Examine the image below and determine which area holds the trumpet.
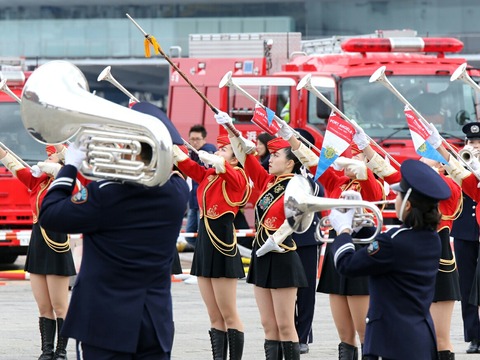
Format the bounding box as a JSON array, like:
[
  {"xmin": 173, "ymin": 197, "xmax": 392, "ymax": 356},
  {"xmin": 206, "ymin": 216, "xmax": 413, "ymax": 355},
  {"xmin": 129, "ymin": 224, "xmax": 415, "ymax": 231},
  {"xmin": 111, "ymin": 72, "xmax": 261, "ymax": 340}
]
[
  {"xmin": 20, "ymin": 60, "xmax": 174, "ymax": 187},
  {"xmin": 284, "ymin": 175, "xmax": 383, "ymax": 243},
  {"xmin": 459, "ymin": 145, "xmax": 480, "ymax": 165},
  {"xmin": 296, "ymin": 74, "xmax": 400, "ymax": 167},
  {"xmin": 450, "ymin": 63, "xmax": 480, "ymax": 93},
  {"xmin": 0, "ymin": 79, "xmax": 21, "ymax": 103}
]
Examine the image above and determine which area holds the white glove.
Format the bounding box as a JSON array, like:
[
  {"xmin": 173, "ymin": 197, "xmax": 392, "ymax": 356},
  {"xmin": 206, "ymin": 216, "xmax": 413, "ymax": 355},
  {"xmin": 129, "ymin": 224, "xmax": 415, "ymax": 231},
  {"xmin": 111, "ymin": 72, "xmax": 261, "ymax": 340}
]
[
  {"xmin": 30, "ymin": 165, "xmax": 42, "ymax": 178},
  {"xmin": 172, "ymin": 145, "xmax": 189, "ymax": 165},
  {"xmin": 328, "ymin": 208, "xmax": 354, "ymax": 235},
  {"xmin": 256, "ymin": 236, "xmax": 285, "ymax": 257},
  {"xmin": 65, "ymin": 143, "xmax": 86, "ymax": 170},
  {"xmin": 56, "ymin": 145, "xmax": 67, "ymax": 161},
  {"xmin": 214, "ymin": 111, "xmax": 233, "ymax": 126},
  {"xmin": 353, "ymin": 127, "xmax": 370, "ymax": 150},
  {"xmin": 198, "ymin": 150, "xmax": 226, "ymax": 173},
  {"xmin": 427, "ymin": 123, "xmax": 443, "ymax": 149},
  {"xmin": 333, "ymin": 157, "xmax": 367, "ymax": 180},
  {"xmin": 276, "ymin": 123, "xmax": 294, "ymax": 141},
  {"xmin": 340, "ymin": 190, "xmax": 362, "ymax": 201},
  {"xmin": 36, "ymin": 161, "xmax": 62, "ymax": 178}
]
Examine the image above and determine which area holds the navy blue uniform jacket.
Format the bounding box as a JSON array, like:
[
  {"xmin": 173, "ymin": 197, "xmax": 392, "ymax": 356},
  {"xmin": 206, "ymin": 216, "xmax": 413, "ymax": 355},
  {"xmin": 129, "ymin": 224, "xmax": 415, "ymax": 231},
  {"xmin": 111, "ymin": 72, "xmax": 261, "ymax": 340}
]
[
  {"xmin": 332, "ymin": 226, "xmax": 441, "ymax": 360},
  {"xmin": 39, "ymin": 165, "xmax": 189, "ymax": 353}
]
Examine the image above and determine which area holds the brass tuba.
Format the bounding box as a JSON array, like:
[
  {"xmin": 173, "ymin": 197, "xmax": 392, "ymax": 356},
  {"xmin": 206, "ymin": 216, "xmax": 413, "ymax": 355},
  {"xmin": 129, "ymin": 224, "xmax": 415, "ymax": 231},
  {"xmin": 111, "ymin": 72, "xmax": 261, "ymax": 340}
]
[
  {"xmin": 284, "ymin": 175, "xmax": 383, "ymax": 243},
  {"xmin": 20, "ymin": 60, "xmax": 173, "ymax": 187}
]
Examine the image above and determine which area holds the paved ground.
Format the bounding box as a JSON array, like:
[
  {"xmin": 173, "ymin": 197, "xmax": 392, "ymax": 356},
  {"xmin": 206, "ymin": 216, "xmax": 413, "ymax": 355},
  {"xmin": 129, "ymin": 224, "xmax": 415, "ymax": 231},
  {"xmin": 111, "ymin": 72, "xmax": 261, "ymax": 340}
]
[{"xmin": 0, "ymin": 253, "xmax": 478, "ymax": 359}]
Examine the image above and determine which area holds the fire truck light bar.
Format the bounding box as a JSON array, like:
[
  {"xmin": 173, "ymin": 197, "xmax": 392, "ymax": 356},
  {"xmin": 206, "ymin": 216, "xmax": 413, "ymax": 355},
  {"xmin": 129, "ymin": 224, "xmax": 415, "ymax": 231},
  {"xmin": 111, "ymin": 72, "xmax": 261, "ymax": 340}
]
[{"xmin": 341, "ymin": 37, "xmax": 464, "ymax": 54}]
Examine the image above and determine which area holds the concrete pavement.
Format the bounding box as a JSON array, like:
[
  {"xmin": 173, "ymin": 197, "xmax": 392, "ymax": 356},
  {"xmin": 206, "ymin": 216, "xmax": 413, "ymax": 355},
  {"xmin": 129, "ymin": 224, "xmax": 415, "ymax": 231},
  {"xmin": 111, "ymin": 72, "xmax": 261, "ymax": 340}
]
[{"xmin": 0, "ymin": 254, "xmax": 478, "ymax": 359}]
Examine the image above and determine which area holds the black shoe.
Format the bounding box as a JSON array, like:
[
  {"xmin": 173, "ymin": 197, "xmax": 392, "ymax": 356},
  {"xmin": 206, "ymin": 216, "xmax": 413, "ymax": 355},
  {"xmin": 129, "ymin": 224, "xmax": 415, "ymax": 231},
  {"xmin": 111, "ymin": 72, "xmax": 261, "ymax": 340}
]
[
  {"xmin": 466, "ymin": 340, "xmax": 479, "ymax": 353},
  {"xmin": 299, "ymin": 343, "xmax": 309, "ymax": 354}
]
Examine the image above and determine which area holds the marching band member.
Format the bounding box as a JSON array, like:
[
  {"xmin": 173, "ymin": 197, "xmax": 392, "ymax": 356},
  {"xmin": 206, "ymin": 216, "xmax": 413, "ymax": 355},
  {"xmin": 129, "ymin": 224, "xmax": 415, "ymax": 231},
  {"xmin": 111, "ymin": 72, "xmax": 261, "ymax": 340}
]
[
  {"xmin": 173, "ymin": 134, "xmax": 251, "ymax": 360},
  {"xmin": 0, "ymin": 144, "xmax": 76, "ymax": 360},
  {"xmin": 39, "ymin": 103, "xmax": 189, "ymax": 360},
  {"xmin": 216, "ymin": 112, "xmax": 310, "ymax": 360},
  {"xmin": 432, "ymin": 122, "xmax": 480, "ymax": 354},
  {"xmin": 354, "ymin": 128, "xmax": 462, "ymax": 360},
  {"xmin": 330, "ymin": 159, "xmax": 451, "ymax": 360},
  {"xmin": 285, "ymin": 129, "xmax": 384, "ymax": 360}
]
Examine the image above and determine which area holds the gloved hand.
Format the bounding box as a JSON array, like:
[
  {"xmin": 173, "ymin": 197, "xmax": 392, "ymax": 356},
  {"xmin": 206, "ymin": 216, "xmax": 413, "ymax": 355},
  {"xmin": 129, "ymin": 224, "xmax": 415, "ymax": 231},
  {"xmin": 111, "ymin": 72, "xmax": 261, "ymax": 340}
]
[
  {"xmin": 353, "ymin": 127, "xmax": 370, "ymax": 150},
  {"xmin": 328, "ymin": 208, "xmax": 354, "ymax": 235},
  {"xmin": 214, "ymin": 111, "xmax": 233, "ymax": 126},
  {"xmin": 56, "ymin": 145, "xmax": 67, "ymax": 161},
  {"xmin": 256, "ymin": 236, "xmax": 285, "ymax": 257},
  {"xmin": 30, "ymin": 165, "xmax": 42, "ymax": 178},
  {"xmin": 198, "ymin": 150, "xmax": 226, "ymax": 173},
  {"xmin": 172, "ymin": 145, "xmax": 189, "ymax": 165},
  {"xmin": 276, "ymin": 122, "xmax": 294, "ymax": 141},
  {"xmin": 427, "ymin": 123, "xmax": 442, "ymax": 149},
  {"xmin": 340, "ymin": 189, "xmax": 362, "ymax": 201},
  {"xmin": 335, "ymin": 157, "xmax": 367, "ymax": 180},
  {"xmin": 64, "ymin": 143, "xmax": 86, "ymax": 170},
  {"xmin": 36, "ymin": 161, "xmax": 62, "ymax": 178}
]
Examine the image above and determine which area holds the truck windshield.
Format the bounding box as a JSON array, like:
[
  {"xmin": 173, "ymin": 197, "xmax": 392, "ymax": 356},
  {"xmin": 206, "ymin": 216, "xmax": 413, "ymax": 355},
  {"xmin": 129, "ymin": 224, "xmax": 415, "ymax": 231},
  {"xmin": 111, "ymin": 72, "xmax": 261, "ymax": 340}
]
[
  {"xmin": 338, "ymin": 76, "xmax": 478, "ymax": 140},
  {"xmin": 0, "ymin": 103, "xmax": 45, "ymax": 165}
]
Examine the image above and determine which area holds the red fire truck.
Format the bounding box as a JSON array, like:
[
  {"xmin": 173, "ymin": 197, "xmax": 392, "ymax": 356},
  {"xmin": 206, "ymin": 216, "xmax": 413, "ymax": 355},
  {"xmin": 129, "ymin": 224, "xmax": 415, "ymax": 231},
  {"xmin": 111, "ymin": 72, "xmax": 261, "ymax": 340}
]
[
  {"xmin": 168, "ymin": 30, "xmax": 478, "ymax": 159},
  {"xmin": 0, "ymin": 58, "xmax": 46, "ymax": 264}
]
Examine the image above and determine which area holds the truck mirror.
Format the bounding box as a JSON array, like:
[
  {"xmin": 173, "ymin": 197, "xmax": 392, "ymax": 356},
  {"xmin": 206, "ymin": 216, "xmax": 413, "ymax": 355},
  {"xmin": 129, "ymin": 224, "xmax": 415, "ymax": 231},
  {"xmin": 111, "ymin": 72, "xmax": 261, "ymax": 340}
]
[
  {"xmin": 455, "ymin": 109, "xmax": 470, "ymax": 125},
  {"xmin": 316, "ymin": 94, "xmax": 331, "ymax": 119}
]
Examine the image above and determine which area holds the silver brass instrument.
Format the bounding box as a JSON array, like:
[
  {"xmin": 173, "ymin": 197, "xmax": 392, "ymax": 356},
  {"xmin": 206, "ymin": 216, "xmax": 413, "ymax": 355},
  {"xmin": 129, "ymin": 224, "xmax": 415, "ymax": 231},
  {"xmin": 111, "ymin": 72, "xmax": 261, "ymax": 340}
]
[
  {"xmin": 450, "ymin": 63, "xmax": 480, "ymax": 93},
  {"xmin": 0, "ymin": 79, "xmax": 21, "ymax": 103},
  {"xmin": 20, "ymin": 60, "xmax": 173, "ymax": 187},
  {"xmin": 459, "ymin": 145, "xmax": 480, "ymax": 165},
  {"xmin": 284, "ymin": 175, "xmax": 383, "ymax": 243},
  {"xmin": 296, "ymin": 74, "xmax": 401, "ymax": 167},
  {"xmin": 369, "ymin": 65, "xmax": 480, "ymax": 180}
]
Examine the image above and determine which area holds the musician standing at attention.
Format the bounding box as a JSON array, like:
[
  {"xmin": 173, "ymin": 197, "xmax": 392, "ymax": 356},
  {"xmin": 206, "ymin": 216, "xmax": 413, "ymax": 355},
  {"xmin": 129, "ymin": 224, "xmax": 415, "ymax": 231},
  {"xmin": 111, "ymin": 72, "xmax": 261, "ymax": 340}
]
[
  {"xmin": 216, "ymin": 112, "xmax": 311, "ymax": 360},
  {"xmin": 39, "ymin": 103, "xmax": 189, "ymax": 360},
  {"xmin": 173, "ymin": 134, "xmax": 251, "ymax": 360},
  {"xmin": 330, "ymin": 159, "xmax": 451, "ymax": 360},
  {"xmin": 0, "ymin": 144, "xmax": 76, "ymax": 360},
  {"xmin": 285, "ymin": 127, "xmax": 384, "ymax": 360}
]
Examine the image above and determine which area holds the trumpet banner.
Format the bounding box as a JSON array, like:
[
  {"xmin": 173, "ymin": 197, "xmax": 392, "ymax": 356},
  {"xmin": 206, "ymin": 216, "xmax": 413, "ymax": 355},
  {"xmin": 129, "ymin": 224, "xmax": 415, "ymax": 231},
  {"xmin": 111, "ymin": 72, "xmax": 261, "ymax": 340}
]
[
  {"xmin": 404, "ymin": 106, "xmax": 447, "ymax": 164},
  {"xmin": 251, "ymin": 103, "xmax": 280, "ymax": 135},
  {"xmin": 314, "ymin": 112, "xmax": 355, "ymax": 181}
]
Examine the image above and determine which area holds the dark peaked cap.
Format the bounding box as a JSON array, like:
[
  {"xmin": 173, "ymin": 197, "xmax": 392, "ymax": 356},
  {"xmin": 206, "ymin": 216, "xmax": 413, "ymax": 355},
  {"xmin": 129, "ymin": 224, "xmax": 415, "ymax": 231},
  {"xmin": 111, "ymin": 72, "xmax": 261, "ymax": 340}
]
[
  {"xmin": 462, "ymin": 122, "xmax": 480, "ymax": 140},
  {"xmin": 390, "ymin": 159, "xmax": 451, "ymax": 201},
  {"xmin": 131, "ymin": 102, "xmax": 183, "ymax": 145}
]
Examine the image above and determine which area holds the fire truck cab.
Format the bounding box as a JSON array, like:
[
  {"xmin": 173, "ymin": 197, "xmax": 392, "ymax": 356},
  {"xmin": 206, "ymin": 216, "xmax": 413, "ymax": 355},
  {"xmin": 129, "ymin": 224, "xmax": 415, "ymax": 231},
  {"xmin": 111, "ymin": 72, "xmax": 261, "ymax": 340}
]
[
  {"xmin": 168, "ymin": 30, "xmax": 480, "ymax": 161},
  {"xmin": 0, "ymin": 58, "xmax": 45, "ymax": 264}
]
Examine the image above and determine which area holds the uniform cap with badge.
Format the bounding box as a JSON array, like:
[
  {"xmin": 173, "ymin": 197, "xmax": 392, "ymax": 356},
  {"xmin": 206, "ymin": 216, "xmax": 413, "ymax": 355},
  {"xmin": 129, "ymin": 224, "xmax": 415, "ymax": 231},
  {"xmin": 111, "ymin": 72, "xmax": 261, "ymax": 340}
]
[{"xmin": 462, "ymin": 122, "xmax": 480, "ymax": 140}]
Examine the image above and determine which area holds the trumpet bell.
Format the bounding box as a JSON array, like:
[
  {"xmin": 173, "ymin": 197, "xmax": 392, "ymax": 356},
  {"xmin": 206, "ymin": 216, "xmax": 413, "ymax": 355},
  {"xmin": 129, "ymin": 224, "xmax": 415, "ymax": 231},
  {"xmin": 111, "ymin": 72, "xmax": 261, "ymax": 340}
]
[
  {"xmin": 296, "ymin": 74, "xmax": 312, "ymax": 91},
  {"xmin": 451, "ymin": 63, "xmax": 467, "ymax": 82},
  {"xmin": 369, "ymin": 66, "xmax": 386, "ymax": 83},
  {"xmin": 284, "ymin": 175, "xmax": 315, "ymax": 233},
  {"xmin": 219, "ymin": 71, "xmax": 233, "ymax": 89}
]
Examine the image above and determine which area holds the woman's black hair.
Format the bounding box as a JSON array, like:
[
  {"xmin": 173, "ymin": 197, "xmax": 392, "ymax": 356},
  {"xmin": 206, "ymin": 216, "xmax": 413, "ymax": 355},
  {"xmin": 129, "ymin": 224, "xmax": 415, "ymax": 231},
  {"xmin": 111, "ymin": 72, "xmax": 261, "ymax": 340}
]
[
  {"xmin": 284, "ymin": 147, "xmax": 303, "ymax": 174},
  {"xmin": 401, "ymin": 191, "xmax": 441, "ymax": 231}
]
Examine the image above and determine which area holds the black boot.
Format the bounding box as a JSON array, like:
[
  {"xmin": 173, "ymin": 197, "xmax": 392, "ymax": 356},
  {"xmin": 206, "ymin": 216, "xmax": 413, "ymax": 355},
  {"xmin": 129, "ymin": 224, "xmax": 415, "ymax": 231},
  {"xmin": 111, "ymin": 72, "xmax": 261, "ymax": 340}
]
[
  {"xmin": 438, "ymin": 350, "xmax": 455, "ymax": 360},
  {"xmin": 281, "ymin": 341, "xmax": 300, "ymax": 360},
  {"xmin": 209, "ymin": 328, "xmax": 227, "ymax": 360},
  {"xmin": 227, "ymin": 328, "xmax": 244, "ymax": 360},
  {"xmin": 53, "ymin": 318, "xmax": 68, "ymax": 360},
  {"xmin": 467, "ymin": 339, "xmax": 480, "ymax": 353},
  {"xmin": 38, "ymin": 317, "xmax": 56, "ymax": 360},
  {"xmin": 338, "ymin": 342, "xmax": 358, "ymax": 360},
  {"xmin": 264, "ymin": 339, "xmax": 282, "ymax": 360}
]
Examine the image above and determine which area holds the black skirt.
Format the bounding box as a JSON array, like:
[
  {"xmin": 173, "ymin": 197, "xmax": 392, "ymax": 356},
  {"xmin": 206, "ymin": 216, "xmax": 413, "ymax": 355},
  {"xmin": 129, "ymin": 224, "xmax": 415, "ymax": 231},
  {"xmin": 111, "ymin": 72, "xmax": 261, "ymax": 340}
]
[
  {"xmin": 317, "ymin": 242, "xmax": 369, "ymax": 295},
  {"xmin": 24, "ymin": 223, "xmax": 76, "ymax": 276},
  {"xmin": 433, "ymin": 228, "xmax": 461, "ymax": 302},
  {"xmin": 246, "ymin": 236, "xmax": 308, "ymax": 289},
  {"xmin": 190, "ymin": 213, "xmax": 245, "ymax": 278}
]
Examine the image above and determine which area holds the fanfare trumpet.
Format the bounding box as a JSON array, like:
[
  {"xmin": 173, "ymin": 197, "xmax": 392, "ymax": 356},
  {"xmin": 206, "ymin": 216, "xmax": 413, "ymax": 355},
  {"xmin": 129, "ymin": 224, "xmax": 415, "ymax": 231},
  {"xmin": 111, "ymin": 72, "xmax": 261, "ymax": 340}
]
[
  {"xmin": 20, "ymin": 60, "xmax": 174, "ymax": 187},
  {"xmin": 450, "ymin": 63, "xmax": 480, "ymax": 93},
  {"xmin": 459, "ymin": 145, "xmax": 480, "ymax": 165},
  {"xmin": 284, "ymin": 175, "xmax": 383, "ymax": 243},
  {"xmin": 296, "ymin": 74, "xmax": 400, "ymax": 167},
  {"xmin": 369, "ymin": 65, "xmax": 480, "ymax": 180},
  {"xmin": 219, "ymin": 71, "xmax": 320, "ymax": 152}
]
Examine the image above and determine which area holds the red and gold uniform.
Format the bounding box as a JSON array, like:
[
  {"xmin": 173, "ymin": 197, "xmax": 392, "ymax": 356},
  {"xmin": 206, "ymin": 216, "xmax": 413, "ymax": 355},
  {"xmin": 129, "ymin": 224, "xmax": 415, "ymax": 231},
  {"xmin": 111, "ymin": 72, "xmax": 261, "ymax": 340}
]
[
  {"xmin": 242, "ymin": 138, "xmax": 308, "ymax": 289},
  {"xmin": 176, "ymin": 136, "xmax": 251, "ymax": 278},
  {"xmin": 0, "ymin": 147, "xmax": 77, "ymax": 276}
]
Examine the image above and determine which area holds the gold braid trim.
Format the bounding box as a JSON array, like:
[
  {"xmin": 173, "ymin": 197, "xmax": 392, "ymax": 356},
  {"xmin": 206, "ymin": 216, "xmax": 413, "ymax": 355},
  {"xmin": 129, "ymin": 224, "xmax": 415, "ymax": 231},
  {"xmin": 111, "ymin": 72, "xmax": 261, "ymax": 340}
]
[
  {"xmin": 441, "ymin": 192, "xmax": 463, "ymax": 221},
  {"xmin": 40, "ymin": 226, "xmax": 71, "ymax": 253},
  {"xmin": 222, "ymin": 167, "xmax": 252, "ymax": 207},
  {"xmin": 255, "ymin": 226, "xmax": 296, "ymax": 252}
]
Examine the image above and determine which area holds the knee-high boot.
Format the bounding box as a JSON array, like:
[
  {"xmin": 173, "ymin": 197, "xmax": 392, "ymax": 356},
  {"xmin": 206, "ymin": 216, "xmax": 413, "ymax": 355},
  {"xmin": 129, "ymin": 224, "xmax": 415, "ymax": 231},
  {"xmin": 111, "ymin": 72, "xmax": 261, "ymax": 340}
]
[
  {"xmin": 209, "ymin": 328, "xmax": 228, "ymax": 360},
  {"xmin": 38, "ymin": 317, "xmax": 56, "ymax": 360},
  {"xmin": 53, "ymin": 318, "xmax": 68, "ymax": 360},
  {"xmin": 338, "ymin": 342, "xmax": 358, "ymax": 360},
  {"xmin": 438, "ymin": 350, "xmax": 455, "ymax": 360},
  {"xmin": 264, "ymin": 339, "xmax": 283, "ymax": 360},
  {"xmin": 227, "ymin": 329, "xmax": 244, "ymax": 360},
  {"xmin": 281, "ymin": 341, "xmax": 300, "ymax": 360}
]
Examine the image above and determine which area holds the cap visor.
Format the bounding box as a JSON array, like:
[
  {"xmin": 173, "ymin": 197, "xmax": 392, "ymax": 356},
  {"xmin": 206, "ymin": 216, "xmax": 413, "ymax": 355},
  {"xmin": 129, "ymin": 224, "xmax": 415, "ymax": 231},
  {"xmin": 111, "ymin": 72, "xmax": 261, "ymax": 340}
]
[{"xmin": 390, "ymin": 182, "xmax": 405, "ymax": 193}]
